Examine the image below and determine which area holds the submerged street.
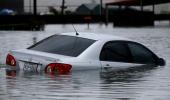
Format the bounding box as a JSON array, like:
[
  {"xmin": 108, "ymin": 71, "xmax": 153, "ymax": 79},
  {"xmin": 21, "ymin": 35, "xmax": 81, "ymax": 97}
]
[{"xmin": 0, "ymin": 23, "xmax": 170, "ymax": 100}]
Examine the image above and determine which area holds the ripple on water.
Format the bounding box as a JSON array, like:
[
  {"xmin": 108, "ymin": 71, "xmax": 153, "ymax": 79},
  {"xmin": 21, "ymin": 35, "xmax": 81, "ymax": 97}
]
[{"xmin": 0, "ymin": 24, "xmax": 170, "ymax": 100}]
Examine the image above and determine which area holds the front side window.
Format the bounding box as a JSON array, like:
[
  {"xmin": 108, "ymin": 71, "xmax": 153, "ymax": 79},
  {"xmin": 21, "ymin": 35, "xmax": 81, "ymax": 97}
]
[
  {"xmin": 100, "ymin": 41, "xmax": 131, "ymax": 62},
  {"xmin": 128, "ymin": 42, "xmax": 156, "ymax": 64},
  {"xmin": 28, "ymin": 35, "xmax": 96, "ymax": 57}
]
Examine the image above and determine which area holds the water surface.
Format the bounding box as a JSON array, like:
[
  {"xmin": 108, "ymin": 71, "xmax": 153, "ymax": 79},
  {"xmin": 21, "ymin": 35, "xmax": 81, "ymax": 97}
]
[{"xmin": 0, "ymin": 24, "xmax": 170, "ymax": 100}]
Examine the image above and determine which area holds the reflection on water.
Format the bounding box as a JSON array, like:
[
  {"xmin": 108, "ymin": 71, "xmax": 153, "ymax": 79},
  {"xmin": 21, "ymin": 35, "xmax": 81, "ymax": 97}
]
[
  {"xmin": 100, "ymin": 65, "xmax": 157, "ymax": 82},
  {"xmin": 32, "ymin": 37, "xmax": 37, "ymax": 45},
  {"xmin": 0, "ymin": 64, "xmax": 169, "ymax": 100},
  {"xmin": 0, "ymin": 68, "xmax": 142, "ymax": 100},
  {"xmin": 0, "ymin": 24, "xmax": 170, "ymax": 100}
]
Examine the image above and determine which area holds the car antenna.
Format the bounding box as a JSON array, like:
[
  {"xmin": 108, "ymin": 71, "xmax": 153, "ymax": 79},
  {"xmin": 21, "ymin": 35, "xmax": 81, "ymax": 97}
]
[{"xmin": 72, "ymin": 24, "xmax": 79, "ymax": 36}]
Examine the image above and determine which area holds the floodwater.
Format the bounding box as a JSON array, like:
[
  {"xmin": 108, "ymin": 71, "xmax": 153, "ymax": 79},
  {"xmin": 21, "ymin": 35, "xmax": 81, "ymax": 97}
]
[{"xmin": 0, "ymin": 23, "xmax": 170, "ymax": 100}]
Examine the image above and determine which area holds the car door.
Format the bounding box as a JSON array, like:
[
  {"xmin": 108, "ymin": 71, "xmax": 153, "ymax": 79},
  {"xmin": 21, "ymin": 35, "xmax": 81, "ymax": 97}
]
[
  {"xmin": 127, "ymin": 42, "xmax": 157, "ymax": 65},
  {"xmin": 100, "ymin": 41, "xmax": 141, "ymax": 71}
]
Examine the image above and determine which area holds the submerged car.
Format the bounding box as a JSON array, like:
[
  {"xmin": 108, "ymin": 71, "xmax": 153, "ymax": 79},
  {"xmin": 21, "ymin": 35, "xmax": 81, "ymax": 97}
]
[{"xmin": 6, "ymin": 32, "xmax": 165, "ymax": 74}]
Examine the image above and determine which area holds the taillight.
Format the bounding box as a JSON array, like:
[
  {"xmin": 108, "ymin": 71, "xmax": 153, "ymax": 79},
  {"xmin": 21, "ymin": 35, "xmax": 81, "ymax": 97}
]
[
  {"xmin": 6, "ymin": 54, "xmax": 16, "ymax": 66},
  {"xmin": 6, "ymin": 70, "xmax": 16, "ymax": 77},
  {"xmin": 45, "ymin": 63, "xmax": 72, "ymax": 75}
]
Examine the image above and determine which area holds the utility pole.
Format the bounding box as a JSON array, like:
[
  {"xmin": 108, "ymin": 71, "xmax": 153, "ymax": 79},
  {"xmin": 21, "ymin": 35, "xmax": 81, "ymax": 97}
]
[
  {"xmin": 100, "ymin": 0, "xmax": 103, "ymax": 16},
  {"xmin": 33, "ymin": 0, "xmax": 37, "ymax": 15},
  {"xmin": 140, "ymin": 0, "xmax": 143, "ymax": 11},
  {"xmin": 61, "ymin": 0, "xmax": 67, "ymax": 15},
  {"xmin": 29, "ymin": 0, "xmax": 31, "ymax": 13},
  {"xmin": 152, "ymin": 4, "xmax": 155, "ymax": 14}
]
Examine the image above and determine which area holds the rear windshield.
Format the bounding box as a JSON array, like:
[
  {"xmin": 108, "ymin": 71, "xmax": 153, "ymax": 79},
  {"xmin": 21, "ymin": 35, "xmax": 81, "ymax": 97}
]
[{"xmin": 28, "ymin": 35, "xmax": 96, "ymax": 57}]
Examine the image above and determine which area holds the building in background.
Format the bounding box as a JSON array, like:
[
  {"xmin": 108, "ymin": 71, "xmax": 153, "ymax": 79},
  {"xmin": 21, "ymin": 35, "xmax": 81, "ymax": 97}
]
[
  {"xmin": 155, "ymin": 3, "xmax": 170, "ymax": 14},
  {"xmin": 75, "ymin": 3, "xmax": 100, "ymax": 15},
  {"xmin": 0, "ymin": 0, "xmax": 24, "ymax": 14},
  {"xmin": 105, "ymin": 1, "xmax": 170, "ymax": 14},
  {"xmin": 0, "ymin": 0, "xmax": 167, "ymax": 15}
]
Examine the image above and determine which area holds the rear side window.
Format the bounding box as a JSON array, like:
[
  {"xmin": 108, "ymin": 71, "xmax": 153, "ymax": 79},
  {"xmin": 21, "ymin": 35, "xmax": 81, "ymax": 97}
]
[
  {"xmin": 100, "ymin": 42, "xmax": 131, "ymax": 62},
  {"xmin": 29, "ymin": 35, "xmax": 95, "ymax": 57},
  {"xmin": 128, "ymin": 42, "xmax": 156, "ymax": 64}
]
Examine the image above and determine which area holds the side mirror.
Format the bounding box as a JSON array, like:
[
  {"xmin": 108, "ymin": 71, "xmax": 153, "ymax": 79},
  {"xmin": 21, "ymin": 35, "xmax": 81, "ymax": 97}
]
[{"xmin": 157, "ymin": 58, "xmax": 166, "ymax": 66}]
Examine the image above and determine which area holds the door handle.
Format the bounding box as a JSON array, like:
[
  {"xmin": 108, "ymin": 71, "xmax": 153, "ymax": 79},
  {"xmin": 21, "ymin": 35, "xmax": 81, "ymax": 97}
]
[{"xmin": 106, "ymin": 64, "xmax": 110, "ymax": 66}]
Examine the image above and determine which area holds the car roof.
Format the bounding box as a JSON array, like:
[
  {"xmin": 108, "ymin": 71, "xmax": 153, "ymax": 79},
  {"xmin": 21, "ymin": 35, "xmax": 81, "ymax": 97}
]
[{"xmin": 59, "ymin": 32, "xmax": 130, "ymax": 41}]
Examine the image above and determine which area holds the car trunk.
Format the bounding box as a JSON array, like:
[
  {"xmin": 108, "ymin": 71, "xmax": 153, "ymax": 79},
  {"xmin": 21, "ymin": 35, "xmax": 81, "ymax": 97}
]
[{"xmin": 10, "ymin": 49, "xmax": 72, "ymax": 72}]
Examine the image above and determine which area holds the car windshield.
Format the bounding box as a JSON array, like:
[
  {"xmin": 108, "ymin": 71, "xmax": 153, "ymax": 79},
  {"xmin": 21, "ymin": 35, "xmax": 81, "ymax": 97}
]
[{"xmin": 28, "ymin": 35, "xmax": 96, "ymax": 57}]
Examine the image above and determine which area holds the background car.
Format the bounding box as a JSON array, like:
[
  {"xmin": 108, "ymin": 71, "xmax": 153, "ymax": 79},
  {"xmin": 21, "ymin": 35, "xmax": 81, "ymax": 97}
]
[
  {"xmin": 0, "ymin": 9, "xmax": 15, "ymax": 15},
  {"xmin": 6, "ymin": 32, "xmax": 165, "ymax": 75}
]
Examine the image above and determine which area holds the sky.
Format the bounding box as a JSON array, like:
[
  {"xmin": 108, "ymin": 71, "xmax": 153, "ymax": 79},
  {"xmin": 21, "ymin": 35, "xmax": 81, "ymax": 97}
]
[
  {"xmin": 24, "ymin": 0, "xmax": 102, "ymax": 13},
  {"xmin": 24, "ymin": 0, "xmax": 101, "ymax": 6},
  {"xmin": 24, "ymin": 0, "xmax": 170, "ymax": 14}
]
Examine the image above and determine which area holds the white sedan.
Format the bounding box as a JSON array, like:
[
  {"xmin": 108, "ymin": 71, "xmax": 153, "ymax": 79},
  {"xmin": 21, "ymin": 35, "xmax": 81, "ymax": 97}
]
[{"xmin": 6, "ymin": 32, "xmax": 165, "ymax": 75}]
